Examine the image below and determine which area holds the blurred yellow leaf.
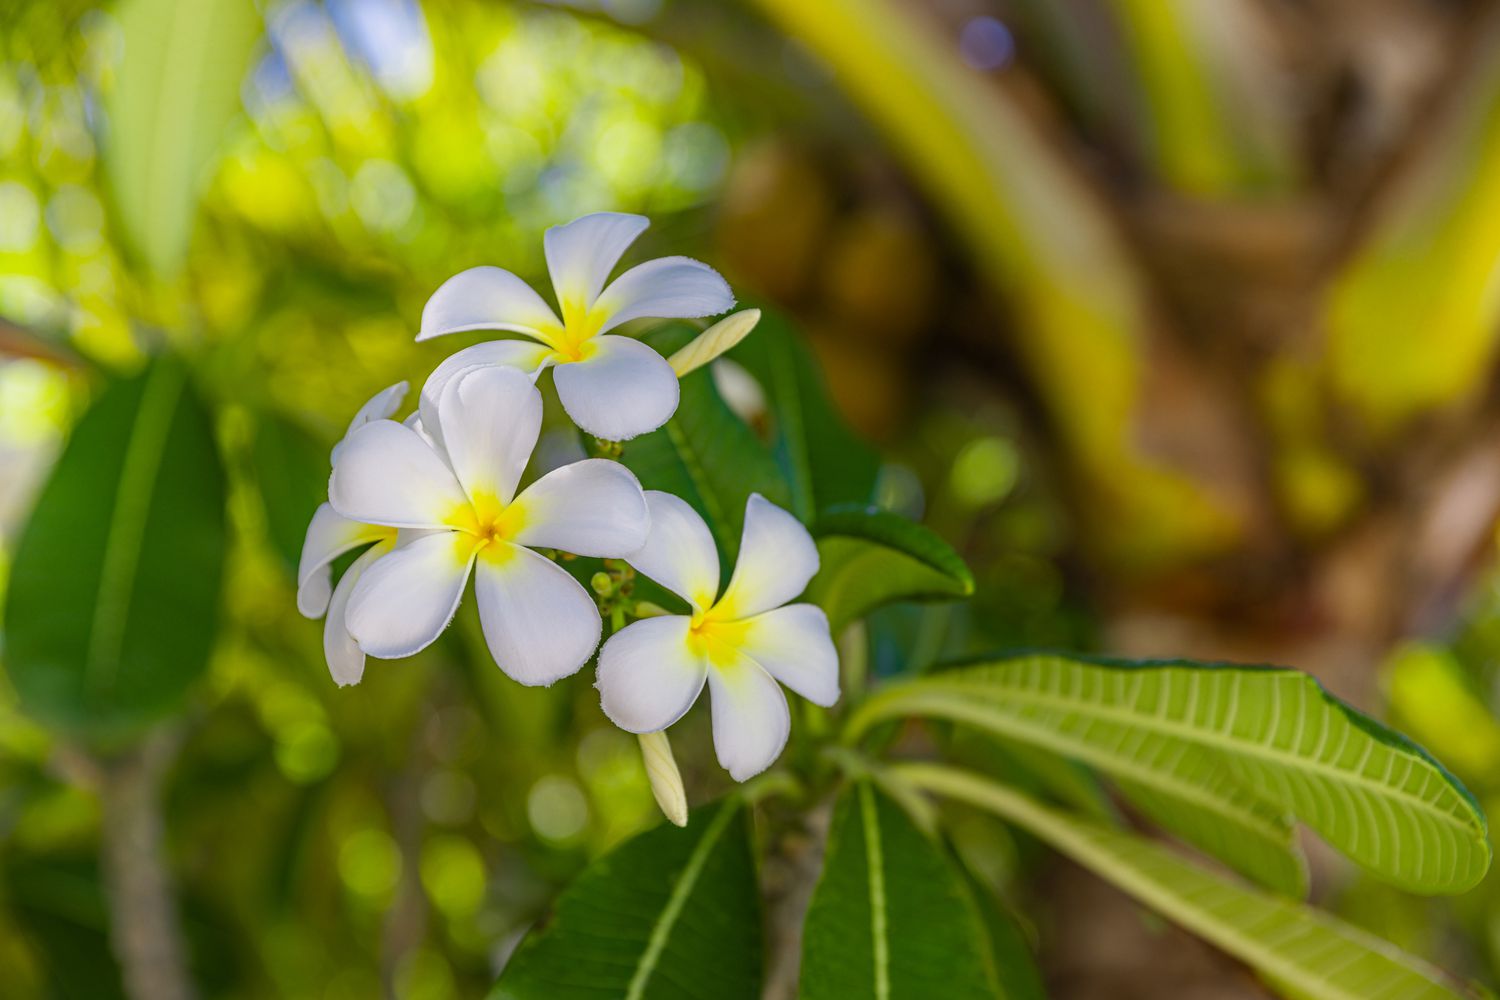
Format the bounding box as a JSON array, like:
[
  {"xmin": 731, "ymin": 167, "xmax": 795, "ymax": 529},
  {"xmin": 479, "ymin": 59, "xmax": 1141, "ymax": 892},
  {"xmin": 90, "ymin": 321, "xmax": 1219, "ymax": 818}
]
[{"xmin": 1385, "ymin": 642, "xmax": 1500, "ymax": 785}]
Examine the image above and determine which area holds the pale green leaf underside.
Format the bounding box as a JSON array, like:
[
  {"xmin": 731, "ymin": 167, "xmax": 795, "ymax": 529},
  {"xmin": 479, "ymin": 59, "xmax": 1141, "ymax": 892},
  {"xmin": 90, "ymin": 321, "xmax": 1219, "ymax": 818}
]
[
  {"xmin": 882, "ymin": 670, "xmax": 1307, "ymax": 895},
  {"xmin": 1114, "ymin": 750, "xmax": 1307, "ymax": 896},
  {"xmin": 896, "ymin": 764, "xmax": 1474, "ymax": 1000},
  {"xmin": 856, "ymin": 655, "xmax": 1490, "ymax": 893}
]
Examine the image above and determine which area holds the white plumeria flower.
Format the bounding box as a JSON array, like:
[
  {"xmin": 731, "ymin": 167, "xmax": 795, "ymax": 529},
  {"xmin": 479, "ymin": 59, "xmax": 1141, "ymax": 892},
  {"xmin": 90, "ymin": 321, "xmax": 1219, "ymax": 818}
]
[
  {"xmin": 597, "ymin": 492, "xmax": 839, "ymax": 781},
  {"xmin": 297, "ymin": 505, "xmax": 395, "ymax": 686},
  {"xmin": 298, "ymin": 380, "xmax": 410, "ymax": 686},
  {"xmin": 328, "ymin": 364, "xmax": 650, "ymax": 685},
  {"xmin": 417, "ymin": 211, "xmax": 735, "ymax": 441}
]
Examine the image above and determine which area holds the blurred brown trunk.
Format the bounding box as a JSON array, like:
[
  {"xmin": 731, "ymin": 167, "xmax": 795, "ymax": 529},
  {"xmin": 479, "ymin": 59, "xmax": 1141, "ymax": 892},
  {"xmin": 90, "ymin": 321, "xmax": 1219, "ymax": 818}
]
[{"xmin": 100, "ymin": 730, "xmax": 196, "ymax": 1000}]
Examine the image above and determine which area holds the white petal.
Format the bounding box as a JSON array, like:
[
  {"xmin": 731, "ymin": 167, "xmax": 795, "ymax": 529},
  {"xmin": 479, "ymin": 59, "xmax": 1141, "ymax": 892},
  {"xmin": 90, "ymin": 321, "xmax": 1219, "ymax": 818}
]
[
  {"xmin": 402, "ymin": 411, "xmax": 439, "ymax": 452},
  {"xmin": 297, "ymin": 502, "xmax": 390, "ymax": 618},
  {"xmin": 329, "ymin": 420, "xmax": 469, "ymax": 529},
  {"xmin": 510, "ymin": 458, "xmax": 648, "ymax": 556},
  {"xmin": 593, "ymin": 256, "xmax": 735, "ymax": 335},
  {"xmin": 544, "ymin": 212, "xmax": 649, "ymax": 310},
  {"xmin": 707, "ymin": 654, "xmax": 791, "ymax": 781},
  {"xmin": 417, "ymin": 339, "xmax": 554, "ymax": 452},
  {"xmin": 473, "ymin": 543, "xmax": 602, "ymax": 686},
  {"xmin": 596, "ymin": 616, "xmax": 707, "ymax": 733},
  {"xmin": 345, "ymin": 531, "xmax": 475, "ymax": 658},
  {"xmin": 331, "ymin": 380, "xmax": 409, "ymax": 464},
  {"xmin": 553, "ymin": 335, "xmax": 680, "ymax": 441},
  {"xmin": 323, "ymin": 541, "xmax": 391, "ymax": 686},
  {"xmin": 437, "ymin": 365, "xmax": 542, "ymax": 505},
  {"xmin": 738, "ymin": 604, "xmax": 839, "ymax": 707},
  {"xmin": 626, "ymin": 491, "xmax": 720, "ymax": 612},
  {"xmin": 418, "ymin": 266, "xmax": 562, "ymax": 342},
  {"xmin": 715, "ymin": 494, "xmax": 818, "ymax": 620}
]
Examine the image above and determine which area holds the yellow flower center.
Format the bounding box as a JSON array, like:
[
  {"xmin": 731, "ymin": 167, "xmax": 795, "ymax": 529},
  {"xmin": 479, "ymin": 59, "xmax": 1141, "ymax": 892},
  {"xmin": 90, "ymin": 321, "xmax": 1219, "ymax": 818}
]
[
  {"xmin": 446, "ymin": 491, "xmax": 527, "ymax": 562},
  {"xmin": 686, "ymin": 611, "xmax": 750, "ymax": 668},
  {"xmin": 551, "ymin": 297, "xmax": 607, "ymax": 362}
]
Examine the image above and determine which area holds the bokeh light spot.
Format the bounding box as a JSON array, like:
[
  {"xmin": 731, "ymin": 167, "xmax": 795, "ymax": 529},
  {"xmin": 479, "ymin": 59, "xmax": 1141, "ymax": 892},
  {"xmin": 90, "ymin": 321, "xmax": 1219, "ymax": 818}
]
[
  {"xmin": 419, "ymin": 835, "xmax": 487, "ymax": 918},
  {"xmin": 527, "ymin": 774, "xmax": 589, "ymax": 844},
  {"xmin": 959, "ymin": 17, "xmax": 1015, "ymax": 72},
  {"xmin": 338, "ymin": 827, "xmax": 403, "ymax": 899},
  {"xmin": 0, "ymin": 182, "xmax": 41, "ymax": 253},
  {"xmin": 951, "ymin": 436, "xmax": 1020, "ymax": 507}
]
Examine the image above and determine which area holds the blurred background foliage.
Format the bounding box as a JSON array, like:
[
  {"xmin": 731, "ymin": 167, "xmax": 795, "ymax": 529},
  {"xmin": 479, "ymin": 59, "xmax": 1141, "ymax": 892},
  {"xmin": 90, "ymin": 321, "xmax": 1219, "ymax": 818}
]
[{"xmin": 5, "ymin": 0, "xmax": 1500, "ymax": 997}]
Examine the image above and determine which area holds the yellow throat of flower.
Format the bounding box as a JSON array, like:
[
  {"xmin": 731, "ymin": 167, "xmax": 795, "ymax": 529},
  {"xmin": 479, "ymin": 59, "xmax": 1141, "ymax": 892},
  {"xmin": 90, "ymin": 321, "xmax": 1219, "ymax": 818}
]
[
  {"xmin": 448, "ymin": 492, "xmax": 526, "ymax": 561},
  {"xmin": 552, "ymin": 298, "xmax": 607, "ymax": 362},
  {"xmin": 687, "ymin": 610, "xmax": 750, "ymax": 668}
]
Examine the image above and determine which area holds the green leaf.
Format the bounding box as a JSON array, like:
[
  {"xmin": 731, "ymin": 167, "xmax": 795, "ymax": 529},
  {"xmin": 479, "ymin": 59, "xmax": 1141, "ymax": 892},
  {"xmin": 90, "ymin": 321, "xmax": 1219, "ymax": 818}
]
[
  {"xmin": 895, "ymin": 764, "xmax": 1478, "ymax": 1000},
  {"xmin": 725, "ymin": 307, "xmax": 879, "ymax": 519},
  {"xmin": 4, "ymin": 357, "xmax": 227, "ymax": 743},
  {"xmin": 800, "ymin": 781, "xmax": 1006, "ymax": 999},
  {"xmin": 622, "ymin": 326, "xmax": 791, "ymax": 562},
  {"xmin": 944, "ymin": 726, "xmax": 1118, "ymax": 825},
  {"xmin": 249, "ymin": 410, "xmax": 328, "ymax": 573},
  {"xmin": 103, "ymin": 0, "xmax": 263, "ymax": 277},
  {"xmin": 960, "ymin": 869, "xmax": 1047, "ymax": 1000},
  {"xmin": 1113, "ymin": 752, "xmax": 1307, "ymax": 896},
  {"xmin": 492, "ymin": 799, "xmax": 762, "ymax": 1000},
  {"xmin": 939, "ymin": 658, "xmax": 1304, "ymax": 894},
  {"xmin": 804, "ymin": 507, "xmax": 974, "ymax": 631},
  {"xmin": 852, "ymin": 655, "xmax": 1490, "ymax": 894}
]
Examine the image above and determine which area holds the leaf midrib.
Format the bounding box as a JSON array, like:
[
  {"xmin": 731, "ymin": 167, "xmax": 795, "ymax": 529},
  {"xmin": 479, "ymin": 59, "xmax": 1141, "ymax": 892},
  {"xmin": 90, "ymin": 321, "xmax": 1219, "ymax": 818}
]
[
  {"xmin": 884, "ymin": 691, "xmax": 1295, "ymax": 842},
  {"xmin": 624, "ymin": 803, "xmax": 738, "ymax": 1000},
  {"xmin": 84, "ymin": 362, "xmax": 184, "ymax": 696},
  {"xmin": 858, "ymin": 783, "xmax": 891, "ymax": 1000}
]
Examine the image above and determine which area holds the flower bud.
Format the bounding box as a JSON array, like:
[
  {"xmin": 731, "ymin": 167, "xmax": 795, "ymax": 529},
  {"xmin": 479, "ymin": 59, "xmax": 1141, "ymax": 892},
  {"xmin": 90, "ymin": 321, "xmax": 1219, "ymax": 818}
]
[
  {"xmin": 668, "ymin": 309, "xmax": 762, "ymax": 377},
  {"xmin": 637, "ymin": 731, "xmax": 688, "ymax": 827}
]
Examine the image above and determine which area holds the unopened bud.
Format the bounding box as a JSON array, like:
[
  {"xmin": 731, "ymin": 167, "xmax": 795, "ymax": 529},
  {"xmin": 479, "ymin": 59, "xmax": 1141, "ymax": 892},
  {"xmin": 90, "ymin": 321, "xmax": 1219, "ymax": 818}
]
[
  {"xmin": 638, "ymin": 731, "xmax": 688, "ymax": 827},
  {"xmin": 590, "ymin": 572, "xmax": 613, "ymax": 596},
  {"xmin": 668, "ymin": 309, "xmax": 762, "ymax": 377}
]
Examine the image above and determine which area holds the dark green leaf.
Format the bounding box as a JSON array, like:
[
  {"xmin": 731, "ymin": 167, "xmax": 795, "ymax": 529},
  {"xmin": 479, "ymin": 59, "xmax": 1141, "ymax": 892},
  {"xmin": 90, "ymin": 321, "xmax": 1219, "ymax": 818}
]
[
  {"xmin": 103, "ymin": 0, "xmax": 264, "ymax": 277},
  {"xmin": 4, "ymin": 357, "xmax": 227, "ymax": 744},
  {"xmin": 726, "ymin": 306, "xmax": 879, "ymax": 518},
  {"xmin": 622, "ymin": 325, "xmax": 791, "ymax": 563},
  {"xmin": 961, "ymin": 870, "xmax": 1047, "ymax": 1000},
  {"xmin": 492, "ymin": 799, "xmax": 762, "ymax": 1000},
  {"xmin": 800, "ymin": 781, "xmax": 1003, "ymax": 999},
  {"xmin": 249, "ymin": 410, "xmax": 328, "ymax": 573},
  {"xmin": 804, "ymin": 507, "xmax": 974, "ymax": 631}
]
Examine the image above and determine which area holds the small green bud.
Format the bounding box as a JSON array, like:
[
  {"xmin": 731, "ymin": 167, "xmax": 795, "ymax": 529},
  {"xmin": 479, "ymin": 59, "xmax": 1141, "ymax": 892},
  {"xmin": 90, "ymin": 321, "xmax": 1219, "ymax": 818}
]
[{"xmin": 590, "ymin": 572, "xmax": 613, "ymax": 596}]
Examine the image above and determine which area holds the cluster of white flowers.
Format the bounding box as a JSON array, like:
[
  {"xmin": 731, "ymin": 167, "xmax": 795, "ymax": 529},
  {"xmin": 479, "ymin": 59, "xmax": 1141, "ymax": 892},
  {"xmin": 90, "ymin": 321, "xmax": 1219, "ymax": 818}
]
[{"xmin": 297, "ymin": 213, "xmax": 838, "ymax": 785}]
